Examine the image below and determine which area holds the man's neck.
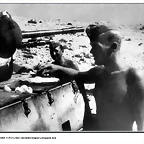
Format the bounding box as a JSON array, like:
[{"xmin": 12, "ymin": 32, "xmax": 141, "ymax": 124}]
[
  {"xmin": 104, "ymin": 54, "xmax": 122, "ymax": 73},
  {"xmin": 55, "ymin": 56, "xmax": 65, "ymax": 66}
]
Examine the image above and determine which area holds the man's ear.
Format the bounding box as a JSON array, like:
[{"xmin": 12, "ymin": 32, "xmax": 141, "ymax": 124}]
[
  {"xmin": 107, "ymin": 42, "xmax": 118, "ymax": 57},
  {"xmin": 110, "ymin": 42, "xmax": 118, "ymax": 52}
]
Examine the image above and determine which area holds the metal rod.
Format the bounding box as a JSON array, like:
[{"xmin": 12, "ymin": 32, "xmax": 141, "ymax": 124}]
[{"xmin": 22, "ymin": 27, "xmax": 85, "ymax": 39}]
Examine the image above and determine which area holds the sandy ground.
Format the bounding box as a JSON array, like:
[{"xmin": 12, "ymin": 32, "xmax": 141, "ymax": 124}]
[{"xmin": 12, "ymin": 17, "xmax": 144, "ymax": 130}]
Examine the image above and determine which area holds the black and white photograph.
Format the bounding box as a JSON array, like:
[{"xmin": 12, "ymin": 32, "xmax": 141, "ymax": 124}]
[{"xmin": 0, "ymin": 2, "xmax": 144, "ymax": 143}]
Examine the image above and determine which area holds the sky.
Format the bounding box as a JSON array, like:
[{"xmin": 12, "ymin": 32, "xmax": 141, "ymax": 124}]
[{"xmin": 0, "ymin": 4, "xmax": 144, "ymax": 24}]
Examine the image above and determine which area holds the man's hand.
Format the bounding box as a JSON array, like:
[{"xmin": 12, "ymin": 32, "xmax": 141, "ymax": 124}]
[
  {"xmin": 35, "ymin": 63, "xmax": 79, "ymax": 80},
  {"xmin": 36, "ymin": 64, "xmax": 61, "ymax": 77}
]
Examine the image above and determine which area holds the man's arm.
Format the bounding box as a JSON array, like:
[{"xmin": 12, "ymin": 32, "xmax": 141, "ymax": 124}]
[
  {"xmin": 77, "ymin": 65, "xmax": 105, "ymax": 83},
  {"xmin": 13, "ymin": 63, "xmax": 33, "ymax": 74},
  {"xmin": 37, "ymin": 64, "xmax": 105, "ymax": 84}
]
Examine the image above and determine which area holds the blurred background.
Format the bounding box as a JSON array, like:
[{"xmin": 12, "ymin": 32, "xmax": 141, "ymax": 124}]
[{"xmin": 0, "ymin": 4, "xmax": 144, "ymax": 25}]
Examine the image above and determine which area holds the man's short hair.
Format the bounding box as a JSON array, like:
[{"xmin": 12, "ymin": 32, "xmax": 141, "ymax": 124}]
[
  {"xmin": 86, "ymin": 21, "xmax": 122, "ymax": 47},
  {"xmin": 49, "ymin": 41, "xmax": 64, "ymax": 51}
]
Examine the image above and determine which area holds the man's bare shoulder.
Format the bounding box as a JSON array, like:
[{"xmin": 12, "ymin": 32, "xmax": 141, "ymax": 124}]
[
  {"xmin": 125, "ymin": 67, "xmax": 143, "ymax": 86},
  {"xmin": 63, "ymin": 57, "xmax": 79, "ymax": 70}
]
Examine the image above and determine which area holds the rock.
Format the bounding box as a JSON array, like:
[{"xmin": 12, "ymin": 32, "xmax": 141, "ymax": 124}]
[
  {"xmin": 59, "ymin": 38, "xmax": 67, "ymax": 43},
  {"xmin": 125, "ymin": 38, "xmax": 131, "ymax": 41},
  {"xmin": 68, "ymin": 48, "xmax": 73, "ymax": 51},
  {"xmin": 23, "ymin": 54, "xmax": 34, "ymax": 59},
  {"xmin": 74, "ymin": 54, "xmax": 82, "ymax": 58},
  {"xmin": 79, "ymin": 45, "xmax": 87, "ymax": 48},
  {"xmin": 28, "ymin": 19, "xmax": 37, "ymax": 24},
  {"xmin": 77, "ymin": 33, "xmax": 85, "ymax": 36},
  {"xmin": 138, "ymin": 43, "xmax": 143, "ymax": 46},
  {"xmin": 67, "ymin": 22, "xmax": 73, "ymax": 26},
  {"xmin": 80, "ymin": 57, "xmax": 85, "ymax": 62},
  {"xmin": 39, "ymin": 20, "xmax": 43, "ymax": 23},
  {"xmin": 140, "ymin": 25, "xmax": 144, "ymax": 30}
]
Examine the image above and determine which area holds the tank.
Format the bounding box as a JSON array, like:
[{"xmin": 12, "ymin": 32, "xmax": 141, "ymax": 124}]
[{"xmin": 0, "ymin": 75, "xmax": 84, "ymax": 131}]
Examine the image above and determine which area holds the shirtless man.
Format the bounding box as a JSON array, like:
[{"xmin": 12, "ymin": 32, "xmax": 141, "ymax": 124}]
[
  {"xmin": 49, "ymin": 41, "xmax": 79, "ymax": 71},
  {"xmin": 37, "ymin": 21, "xmax": 144, "ymax": 131},
  {"xmin": 36, "ymin": 41, "xmax": 79, "ymax": 79},
  {"xmin": 0, "ymin": 11, "xmax": 31, "ymax": 82}
]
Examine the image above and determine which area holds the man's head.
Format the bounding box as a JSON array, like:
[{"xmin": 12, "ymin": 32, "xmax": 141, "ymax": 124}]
[
  {"xmin": 0, "ymin": 11, "xmax": 12, "ymax": 19},
  {"xmin": 0, "ymin": 11, "xmax": 22, "ymax": 58},
  {"xmin": 86, "ymin": 21, "xmax": 122, "ymax": 65},
  {"xmin": 49, "ymin": 41, "xmax": 64, "ymax": 61}
]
